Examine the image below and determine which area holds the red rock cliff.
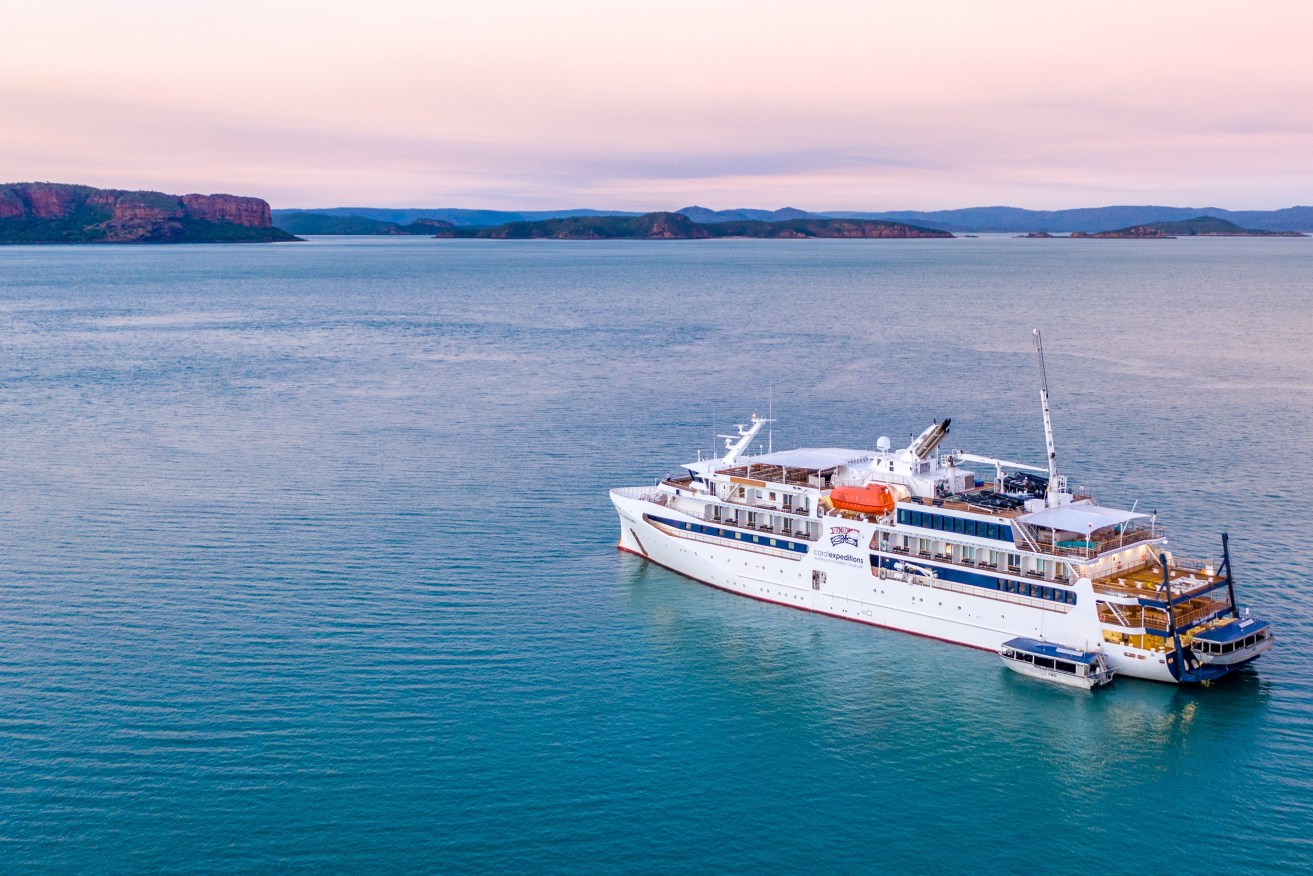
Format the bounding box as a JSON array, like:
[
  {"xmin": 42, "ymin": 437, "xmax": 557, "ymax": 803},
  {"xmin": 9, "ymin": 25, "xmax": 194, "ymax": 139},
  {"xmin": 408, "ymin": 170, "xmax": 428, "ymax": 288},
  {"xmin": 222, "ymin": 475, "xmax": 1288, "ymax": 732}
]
[
  {"xmin": 0, "ymin": 183, "xmax": 275, "ymax": 228},
  {"xmin": 0, "ymin": 182, "xmax": 294, "ymax": 243},
  {"xmin": 181, "ymin": 193, "xmax": 272, "ymax": 227}
]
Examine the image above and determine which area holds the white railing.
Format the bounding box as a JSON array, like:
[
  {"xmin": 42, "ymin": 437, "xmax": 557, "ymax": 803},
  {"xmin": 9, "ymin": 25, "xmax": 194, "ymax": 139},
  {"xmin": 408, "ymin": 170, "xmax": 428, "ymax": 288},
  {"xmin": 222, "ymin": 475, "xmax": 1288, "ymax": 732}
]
[{"xmin": 611, "ymin": 486, "xmax": 666, "ymax": 504}]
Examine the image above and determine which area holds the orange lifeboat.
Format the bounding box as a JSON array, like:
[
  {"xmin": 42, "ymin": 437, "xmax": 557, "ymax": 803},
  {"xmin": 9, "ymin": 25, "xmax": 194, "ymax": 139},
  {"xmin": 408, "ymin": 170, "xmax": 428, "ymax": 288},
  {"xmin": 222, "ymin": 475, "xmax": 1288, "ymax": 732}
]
[{"xmin": 828, "ymin": 484, "xmax": 895, "ymax": 515}]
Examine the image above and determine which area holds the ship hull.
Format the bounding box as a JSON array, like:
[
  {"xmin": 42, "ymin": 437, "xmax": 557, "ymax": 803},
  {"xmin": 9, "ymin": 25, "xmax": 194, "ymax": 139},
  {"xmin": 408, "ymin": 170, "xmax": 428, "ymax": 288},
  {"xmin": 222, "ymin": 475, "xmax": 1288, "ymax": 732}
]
[{"xmin": 613, "ymin": 489, "xmax": 1193, "ymax": 683}]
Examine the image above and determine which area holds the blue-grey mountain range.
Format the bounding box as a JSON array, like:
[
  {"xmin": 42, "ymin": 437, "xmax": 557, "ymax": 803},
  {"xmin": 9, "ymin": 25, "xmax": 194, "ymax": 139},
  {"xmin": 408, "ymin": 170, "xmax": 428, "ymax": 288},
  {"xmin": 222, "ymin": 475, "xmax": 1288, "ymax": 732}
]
[{"xmin": 273, "ymin": 204, "xmax": 1313, "ymax": 233}]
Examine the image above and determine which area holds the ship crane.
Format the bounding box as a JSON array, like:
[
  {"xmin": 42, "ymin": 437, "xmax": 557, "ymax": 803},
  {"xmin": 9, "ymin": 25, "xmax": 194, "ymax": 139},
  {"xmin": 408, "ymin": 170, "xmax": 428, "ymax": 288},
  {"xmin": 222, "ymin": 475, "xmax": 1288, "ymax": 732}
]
[{"xmin": 1033, "ymin": 329, "xmax": 1068, "ymax": 502}]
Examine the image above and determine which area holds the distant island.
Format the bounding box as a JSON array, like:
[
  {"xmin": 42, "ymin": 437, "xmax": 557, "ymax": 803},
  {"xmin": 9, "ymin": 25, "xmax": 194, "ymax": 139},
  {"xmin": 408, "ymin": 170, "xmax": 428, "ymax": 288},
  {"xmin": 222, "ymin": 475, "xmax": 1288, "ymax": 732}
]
[
  {"xmin": 0, "ymin": 183, "xmax": 300, "ymax": 244},
  {"xmin": 274, "ymin": 203, "xmax": 1313, "ymax": 234},
  {"xmin": 1073, "ymin": 216, "xmax": 1306, "ymax": 239},
  {"xmin": 429, "ymin": 212, "xmax": 952, "ymax": 240},
  {"xmin": 273, "ymin": 212, "xmax": 454, "ymax": 235}
]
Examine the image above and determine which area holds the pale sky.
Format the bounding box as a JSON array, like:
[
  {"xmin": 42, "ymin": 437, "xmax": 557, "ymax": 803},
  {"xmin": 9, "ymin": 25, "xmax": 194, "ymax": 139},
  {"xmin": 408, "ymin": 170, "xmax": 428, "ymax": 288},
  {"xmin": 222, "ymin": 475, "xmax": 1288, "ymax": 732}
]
[{"xmin": 2, "ymin": 0, "xmax": 1310, "ymax": 210}]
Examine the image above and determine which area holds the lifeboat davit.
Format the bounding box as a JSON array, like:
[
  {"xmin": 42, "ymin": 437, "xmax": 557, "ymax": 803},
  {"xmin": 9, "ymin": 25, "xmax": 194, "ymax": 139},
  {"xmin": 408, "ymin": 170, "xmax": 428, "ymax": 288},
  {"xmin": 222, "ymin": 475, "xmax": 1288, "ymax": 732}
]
[{"xmin": 828, "ymin": 484, "xmax": 895, "ymax": 515}]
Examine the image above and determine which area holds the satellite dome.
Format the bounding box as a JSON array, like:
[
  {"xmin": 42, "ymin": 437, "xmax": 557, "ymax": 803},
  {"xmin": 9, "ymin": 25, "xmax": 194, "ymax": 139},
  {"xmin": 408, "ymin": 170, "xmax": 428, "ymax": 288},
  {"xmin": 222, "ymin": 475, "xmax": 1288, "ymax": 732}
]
[{"xmin": 876, "ymin": 436, "xmax": 892, "ymax": 451}]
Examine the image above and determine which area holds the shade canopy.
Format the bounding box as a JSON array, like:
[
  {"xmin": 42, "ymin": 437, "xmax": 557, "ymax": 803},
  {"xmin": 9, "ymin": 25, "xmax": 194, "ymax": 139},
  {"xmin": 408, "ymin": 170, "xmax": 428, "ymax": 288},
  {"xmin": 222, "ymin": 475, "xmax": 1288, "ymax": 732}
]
[
  {"xmin": 745, "ymin": 448, "xmax": 871, "ymax": 472},
  {"xmin": 1018, "ymin": 502, "xmax": 1148, "ymax": 533}
]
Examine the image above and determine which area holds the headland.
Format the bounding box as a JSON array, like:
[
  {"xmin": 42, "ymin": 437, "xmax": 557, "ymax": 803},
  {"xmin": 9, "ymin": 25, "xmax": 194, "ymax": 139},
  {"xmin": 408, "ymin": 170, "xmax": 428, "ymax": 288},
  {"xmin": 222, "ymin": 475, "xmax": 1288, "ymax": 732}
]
[{"xmin": 0, "ymin": 183, "xmax": 300, "ymax": 244}]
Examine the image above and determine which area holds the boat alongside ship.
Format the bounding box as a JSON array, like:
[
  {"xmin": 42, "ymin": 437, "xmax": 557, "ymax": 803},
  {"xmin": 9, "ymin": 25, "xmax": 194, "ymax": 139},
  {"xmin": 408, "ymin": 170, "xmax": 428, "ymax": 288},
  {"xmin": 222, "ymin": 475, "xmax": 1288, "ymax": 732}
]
[
  {"xmin": 610, "ymin": 331, "xmax": 1273, "ymax": 685},
  {"xmin": 999, "ymin": 638, "xmax": 1115, "ymax": 689}
]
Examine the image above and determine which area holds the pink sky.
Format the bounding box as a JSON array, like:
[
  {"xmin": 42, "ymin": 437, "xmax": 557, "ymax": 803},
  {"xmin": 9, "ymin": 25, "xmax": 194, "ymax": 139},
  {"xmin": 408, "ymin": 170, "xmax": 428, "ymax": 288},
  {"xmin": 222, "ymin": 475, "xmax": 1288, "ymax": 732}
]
[{"xmin": 3, "ymin": 0, "xmax": 1311, "ymax": 210}]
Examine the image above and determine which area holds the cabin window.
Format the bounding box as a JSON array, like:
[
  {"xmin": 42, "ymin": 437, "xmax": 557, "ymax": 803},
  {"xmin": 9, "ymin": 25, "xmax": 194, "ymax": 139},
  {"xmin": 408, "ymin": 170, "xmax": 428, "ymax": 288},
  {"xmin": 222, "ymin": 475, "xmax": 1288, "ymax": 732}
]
[
  {"xmin": 1056, "ymin": 661, "xmax": 1077, "ymax": 674},
  {"xmin": 1034, "ymin": 656, "xmax": 1055, "ymax": 670}
]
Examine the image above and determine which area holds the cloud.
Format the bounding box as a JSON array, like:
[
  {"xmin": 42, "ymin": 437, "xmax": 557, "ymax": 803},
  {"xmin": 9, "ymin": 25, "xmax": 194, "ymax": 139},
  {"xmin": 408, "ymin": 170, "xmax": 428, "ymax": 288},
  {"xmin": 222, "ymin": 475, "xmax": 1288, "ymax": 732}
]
[{"xmin": 2, "ymin": 1, "xmax": 1311, "ymax": 208}]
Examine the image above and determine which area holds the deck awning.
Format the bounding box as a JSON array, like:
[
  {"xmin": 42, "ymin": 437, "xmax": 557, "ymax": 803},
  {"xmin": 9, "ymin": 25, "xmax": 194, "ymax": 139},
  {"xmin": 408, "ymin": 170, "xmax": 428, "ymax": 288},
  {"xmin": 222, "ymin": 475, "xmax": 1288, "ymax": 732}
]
[
  {"xmin": 1018, "ymin": 503, "xmax": 1149, "ymax": 533},
  {"xmin": 743, "ymin": 448, "xmax": 870, "ymax": 472}
]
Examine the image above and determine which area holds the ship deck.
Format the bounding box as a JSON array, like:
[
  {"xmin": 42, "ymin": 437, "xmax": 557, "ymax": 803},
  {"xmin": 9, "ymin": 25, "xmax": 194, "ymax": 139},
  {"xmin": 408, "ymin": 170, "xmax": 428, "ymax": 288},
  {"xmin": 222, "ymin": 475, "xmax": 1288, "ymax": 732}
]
[{"xmin": 1093, "ymin": 558, "xmax": 1225, "ymax": 600}]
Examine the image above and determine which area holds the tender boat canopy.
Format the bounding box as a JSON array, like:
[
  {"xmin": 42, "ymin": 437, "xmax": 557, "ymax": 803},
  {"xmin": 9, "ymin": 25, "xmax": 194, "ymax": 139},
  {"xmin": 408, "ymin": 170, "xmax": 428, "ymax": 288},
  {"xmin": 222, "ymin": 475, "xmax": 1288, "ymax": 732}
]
[
  {"xmin": 1192, "ymin": 617, "xmax": 1271, "ymax": 644},
  {"xmin": 1002, "ymin": 637, "xmax": 1102, "ymax": 665},
  {"xmin": 1018, "ymin": 502, "xmax": 1149, "ymax": 533}
]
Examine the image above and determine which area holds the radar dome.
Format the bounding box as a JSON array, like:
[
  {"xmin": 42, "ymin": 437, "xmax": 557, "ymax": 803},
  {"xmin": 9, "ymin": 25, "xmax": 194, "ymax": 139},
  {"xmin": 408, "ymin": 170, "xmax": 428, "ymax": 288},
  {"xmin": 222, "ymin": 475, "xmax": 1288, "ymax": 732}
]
[{"xmin": 876, "ymin": 436, "xmax": 892, "ymax": 451}]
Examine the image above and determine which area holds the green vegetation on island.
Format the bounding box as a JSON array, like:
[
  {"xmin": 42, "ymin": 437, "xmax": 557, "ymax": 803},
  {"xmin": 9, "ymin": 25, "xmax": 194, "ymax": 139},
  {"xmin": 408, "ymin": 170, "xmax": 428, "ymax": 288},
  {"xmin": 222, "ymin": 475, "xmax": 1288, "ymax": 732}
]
[
  {"xmin": 429, "ymin": 212, "xmax": 953, "ymax": 240},
  {"xmin": 273, "ymin": 212, "xmax": 454, "ymax": 235},
  {"xmin": 1075, "ymin": 216, "xmax": 1307, "ymax": 239}
]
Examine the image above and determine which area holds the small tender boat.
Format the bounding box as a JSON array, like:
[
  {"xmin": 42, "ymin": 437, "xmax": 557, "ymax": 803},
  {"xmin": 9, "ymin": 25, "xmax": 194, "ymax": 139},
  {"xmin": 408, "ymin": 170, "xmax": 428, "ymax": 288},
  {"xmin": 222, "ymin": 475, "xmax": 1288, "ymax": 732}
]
[
  {"xmin": 1189, "ymin": 617, "xmax": 1273, "ymax": 666},
  {"xmin": 999, "ymin": 637, "xmax": 1114, "ymax": 689}
]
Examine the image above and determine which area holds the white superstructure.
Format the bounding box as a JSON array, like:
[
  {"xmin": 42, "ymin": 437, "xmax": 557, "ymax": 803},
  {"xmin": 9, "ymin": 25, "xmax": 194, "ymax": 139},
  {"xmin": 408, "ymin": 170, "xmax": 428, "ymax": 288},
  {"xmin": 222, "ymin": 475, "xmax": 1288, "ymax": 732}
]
[{"xmin": 609, "ymin": 334, "xmax": 1272, "ymax": 684}]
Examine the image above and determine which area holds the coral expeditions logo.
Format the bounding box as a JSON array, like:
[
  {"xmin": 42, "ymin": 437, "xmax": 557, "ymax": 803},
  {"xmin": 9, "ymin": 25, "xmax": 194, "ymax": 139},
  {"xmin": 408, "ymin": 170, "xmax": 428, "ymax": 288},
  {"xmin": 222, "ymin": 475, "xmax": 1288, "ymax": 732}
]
[{"xmin": 829, "ymin": 526, "xmax": 860, "ymax": 548}]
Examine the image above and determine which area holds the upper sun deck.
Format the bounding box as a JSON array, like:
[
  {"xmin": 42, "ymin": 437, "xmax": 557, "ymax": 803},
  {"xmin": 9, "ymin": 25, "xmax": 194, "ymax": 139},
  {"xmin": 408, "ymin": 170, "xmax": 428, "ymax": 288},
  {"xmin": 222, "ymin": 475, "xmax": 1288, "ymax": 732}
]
[{"xmin": 712, "ymin": 447, "xmax": 873, "ymax": 489}]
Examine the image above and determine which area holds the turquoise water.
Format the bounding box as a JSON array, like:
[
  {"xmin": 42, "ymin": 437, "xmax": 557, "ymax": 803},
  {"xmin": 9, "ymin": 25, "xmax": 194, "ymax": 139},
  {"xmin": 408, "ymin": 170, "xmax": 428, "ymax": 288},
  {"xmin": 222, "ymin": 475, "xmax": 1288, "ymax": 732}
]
[{"xmin": 1, "ymin": 237, "xmax": 1310, "ymax": 872}]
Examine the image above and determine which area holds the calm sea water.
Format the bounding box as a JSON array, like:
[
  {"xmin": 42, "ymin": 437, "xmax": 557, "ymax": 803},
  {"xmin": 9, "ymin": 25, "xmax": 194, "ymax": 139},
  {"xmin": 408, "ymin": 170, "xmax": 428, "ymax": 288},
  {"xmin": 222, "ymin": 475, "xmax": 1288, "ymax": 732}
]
[{"xmin": 1, "ymin": 236, "xmax": 1310, "ymax": 872}]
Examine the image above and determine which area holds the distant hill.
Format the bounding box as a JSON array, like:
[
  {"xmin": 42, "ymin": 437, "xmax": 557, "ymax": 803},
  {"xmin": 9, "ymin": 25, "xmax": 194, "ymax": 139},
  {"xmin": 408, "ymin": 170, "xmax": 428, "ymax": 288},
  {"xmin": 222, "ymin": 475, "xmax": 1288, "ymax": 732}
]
[
  {"xmin": 812, "ymin": 206, "xmax": 1313, "ymax": 233},
  {"xmin": 273, "ymin": 206, "xmax": 642, "ymax": 228},
  {"xmin": 2, "ymin": 182, "xmax": 299, "ymax": 244},
  {"xmin": 1078, "ymin": 216, "xmax": 1307, "ymax": 239},
  {"xmin": 430, "ymin": 212, "xmax": 953, "ymax": 240},
  {"xmin": 677, "ymin": 205, "xmax": 814, "ymax": 223},
  {"xmin": 279, "ymin": 203, "xmax": 1313, "ymax": 234},
  {"xmin": 275, "ymin": 211, "xmax": 453, "ymax": 235}
]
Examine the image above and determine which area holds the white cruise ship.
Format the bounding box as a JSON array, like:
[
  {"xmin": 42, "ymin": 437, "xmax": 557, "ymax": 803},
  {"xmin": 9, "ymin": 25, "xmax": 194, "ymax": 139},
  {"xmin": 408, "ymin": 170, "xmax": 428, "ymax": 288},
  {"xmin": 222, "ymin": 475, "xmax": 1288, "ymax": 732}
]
[{"xmin": 610, "ymin": 332, "xmax": 1273, "ymax": 684}]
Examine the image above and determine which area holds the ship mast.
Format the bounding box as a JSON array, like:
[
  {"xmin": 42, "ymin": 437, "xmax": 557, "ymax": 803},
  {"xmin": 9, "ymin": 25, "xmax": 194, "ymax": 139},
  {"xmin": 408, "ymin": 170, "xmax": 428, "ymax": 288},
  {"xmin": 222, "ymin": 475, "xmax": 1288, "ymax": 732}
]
[{"xmin": 1032, "ymin": 329, "xmax": 1061, "ymax": 501}]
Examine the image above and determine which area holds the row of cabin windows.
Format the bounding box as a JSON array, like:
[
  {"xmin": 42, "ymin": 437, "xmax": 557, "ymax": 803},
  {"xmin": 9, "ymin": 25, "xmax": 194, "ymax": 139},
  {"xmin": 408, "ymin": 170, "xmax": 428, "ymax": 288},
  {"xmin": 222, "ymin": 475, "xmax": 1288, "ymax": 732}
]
[
  {"xmin": 1193, "ymin": 629, "xmax": 1268, "ymax": 655},
  {"xmin": 674, "ymin": 520, "xmax": 807, "ymax": 553},
  {"xmin": 885, "ymin": 540, "xmax": 1075, "ymax": 602},
  {"xmin": 1003, "ymin": 650, "xmax": 1082, "ymax": 675},
  {"xmin": 899, "ymin": 536, "xmax": 1052, "ymax": 577},
  {"xmin": 897, "ymin": 508, "xmax": 1013, "ymax": 542},
  {"xmin": 998, "ymin": 579, "xmax": 1077, "ymax": 604}
]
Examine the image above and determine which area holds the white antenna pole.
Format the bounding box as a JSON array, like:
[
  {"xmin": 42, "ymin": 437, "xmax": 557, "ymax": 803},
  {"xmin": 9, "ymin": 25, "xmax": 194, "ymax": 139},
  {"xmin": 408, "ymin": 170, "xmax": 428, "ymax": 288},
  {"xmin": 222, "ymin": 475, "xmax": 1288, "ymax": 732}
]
[
  {"xmin": 768, "ymin": 384, "xmax": 773, "ymax": 454},
  {"xmin": 1033, "ymin": 329, "xmax": 1060, "ymax": 500}
]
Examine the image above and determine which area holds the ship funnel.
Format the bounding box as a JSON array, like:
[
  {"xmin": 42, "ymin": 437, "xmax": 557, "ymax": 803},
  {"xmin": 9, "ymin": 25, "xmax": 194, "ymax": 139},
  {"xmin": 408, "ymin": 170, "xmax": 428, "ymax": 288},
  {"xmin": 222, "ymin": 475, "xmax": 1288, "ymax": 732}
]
[{"xmin": 909, "ymin": 418, "xmax": 951, "ymax": 460}]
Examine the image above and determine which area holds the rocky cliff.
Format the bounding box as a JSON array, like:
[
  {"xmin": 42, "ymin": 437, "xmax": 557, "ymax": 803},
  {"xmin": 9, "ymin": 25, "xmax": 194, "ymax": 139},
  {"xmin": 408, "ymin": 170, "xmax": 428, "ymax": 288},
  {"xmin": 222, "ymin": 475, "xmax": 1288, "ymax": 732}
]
[{"xmin": 0, "ymin": 183, "xmax": 298, "ymax": 243}]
